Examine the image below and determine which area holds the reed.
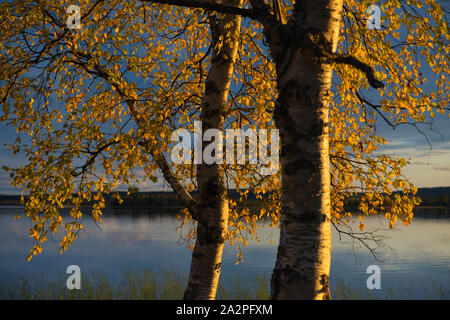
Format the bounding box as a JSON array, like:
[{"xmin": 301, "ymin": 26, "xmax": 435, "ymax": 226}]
[{"xmin": 0, "ymin": 269, "xmax": 447, "ymax": 300}]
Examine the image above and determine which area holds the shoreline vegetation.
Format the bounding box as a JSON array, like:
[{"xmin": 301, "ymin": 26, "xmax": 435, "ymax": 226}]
[
  {"xmin": 0, "ymin": 268, "xmax": 448, "ymax": 300},
  {"xmin": 0, "ymin": 187, "xmax": 450, "ymax": 219},
  {"xmin": 1, "ymin": 187, "xmax": 450, "ymax": 207}
]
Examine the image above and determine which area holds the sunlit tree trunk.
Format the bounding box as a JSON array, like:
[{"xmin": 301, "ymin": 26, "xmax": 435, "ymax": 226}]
[
  {"xmin": 183, "ymin": 0, "xmax": 242, "ymax": 300},
  {"xmin": 268, "ymin": 0, "xmax": 344, "ymax": 300}
]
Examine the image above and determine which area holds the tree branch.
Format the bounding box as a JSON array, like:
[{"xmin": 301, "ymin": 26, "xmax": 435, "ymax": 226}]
[
  {"xmin": 355, "ymin": 90, "xmax": 393, "ymax": 126},
  {"xmin": 141, "ymin": 0, "xmax": 257, "ymax": 19},
  {"xmin": 304, "ymin": 34, "xmax": 385, "ymax": 89},
  {"xmin": 64, "ymin": 54, "xmax": 198, "ymax": 217},
  {"xmin": 71, "ymin": 140, "xmax": 119, "ymax": 177},
  {"xmin": 152, "ymin": 150, "xmax": 198, "ymax": 215},
  {"xmin": 332, "ymin": 54, "xmax": 384, "ymax": 89}
]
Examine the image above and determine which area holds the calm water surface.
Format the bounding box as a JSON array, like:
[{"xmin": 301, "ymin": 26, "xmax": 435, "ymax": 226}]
[{"xmin": 0, "ymin": 206, "xmax": 449, "ymax": 299}]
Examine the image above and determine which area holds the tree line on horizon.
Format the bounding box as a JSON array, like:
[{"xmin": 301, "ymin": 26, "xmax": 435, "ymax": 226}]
[{"xmin": 2, "ymin": 186, "xmax": 450, "ymax": 208}]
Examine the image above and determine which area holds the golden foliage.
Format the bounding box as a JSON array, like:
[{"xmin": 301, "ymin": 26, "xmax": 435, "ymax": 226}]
[{"xmin": 0, "ymin": 0, "xmax": 448, "ymax": 261}]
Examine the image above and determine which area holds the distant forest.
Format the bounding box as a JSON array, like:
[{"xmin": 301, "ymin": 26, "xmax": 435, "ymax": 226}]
[
  {"xmin": 415, "ymin": 187, "xmax": 450, "ymax": 207},
  {"xmin": 1, "ymin": 187, "xmax": 450, "ymax": 208}
]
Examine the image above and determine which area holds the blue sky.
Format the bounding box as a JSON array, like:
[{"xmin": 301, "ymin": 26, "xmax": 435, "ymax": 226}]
[
  {"xmin": 1, "ymin": 99, "xmax": 448, "ymax": 194},
  {"xmin": 376, "ymin": 113, "xmax": 450, "ymax": 188},
  {"xmin": 0, "ymin": 1, "xmax": 449, "ymax": 194}
]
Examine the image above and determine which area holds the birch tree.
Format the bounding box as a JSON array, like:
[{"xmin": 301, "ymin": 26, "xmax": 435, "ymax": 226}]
[
  {"xmin": 1, "ymin": 0, "xmax": 448, "ymax": 300},
  {"xmin": 0, "ymin": 0, "xmax": 241, "ymax": 300}
]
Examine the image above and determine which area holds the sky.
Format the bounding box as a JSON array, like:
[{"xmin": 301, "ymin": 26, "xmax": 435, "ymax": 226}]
[
  {"xmin": 376, "ymin": 113, "xmax": 450, "ymax": 188},
  {"xmin": 0, "ymin": 1, "xmax": 449, "ymax": 194},
  {"xmin": 371, "ymin": 0, "xmax": 450, "ymax": 188},
  {"xmin": 1, "ymin": 112, "xmax": 448, "ymax": 193}
]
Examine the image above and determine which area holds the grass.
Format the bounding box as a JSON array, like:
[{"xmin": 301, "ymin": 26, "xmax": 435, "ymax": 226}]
[
  {"xmin": 0, "ymin": 269, "xmax": 448, "ymax": 300},
  {"xmin": 0, "ymin": 268, "xmax": 269, "ymax": 300},
  {"xmin": 332, "ymin": 278, "xmax": 449, "ymax": 300}
]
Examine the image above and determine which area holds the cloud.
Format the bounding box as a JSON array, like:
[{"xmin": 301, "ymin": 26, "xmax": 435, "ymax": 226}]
[
  {"xmin": 411, "ymin": 161, "xmax": 432, "ymax": 166},
  {"xmin": 434, "ymin": 165, "xmax": 450, "ymax": 171}
]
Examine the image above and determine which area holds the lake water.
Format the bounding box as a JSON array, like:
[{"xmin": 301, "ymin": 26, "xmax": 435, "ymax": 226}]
[{"xmin": 0, "ymin": 206, "xmax": 449, "ymax": 299}]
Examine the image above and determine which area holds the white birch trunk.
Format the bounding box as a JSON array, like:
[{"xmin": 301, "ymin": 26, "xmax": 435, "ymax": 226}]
[
  {"xmin": 183, "ymin": 0, "xmax": 242, "ymax": 300},
  {"xmin": 269, "ymin": 0, "xmax": 344, "ymax": 299}
]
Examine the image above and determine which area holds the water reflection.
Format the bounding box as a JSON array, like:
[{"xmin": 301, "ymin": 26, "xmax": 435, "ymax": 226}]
[{"xmin": 0, "ymin": 206, "xmax": 449, "ymax": 298}]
